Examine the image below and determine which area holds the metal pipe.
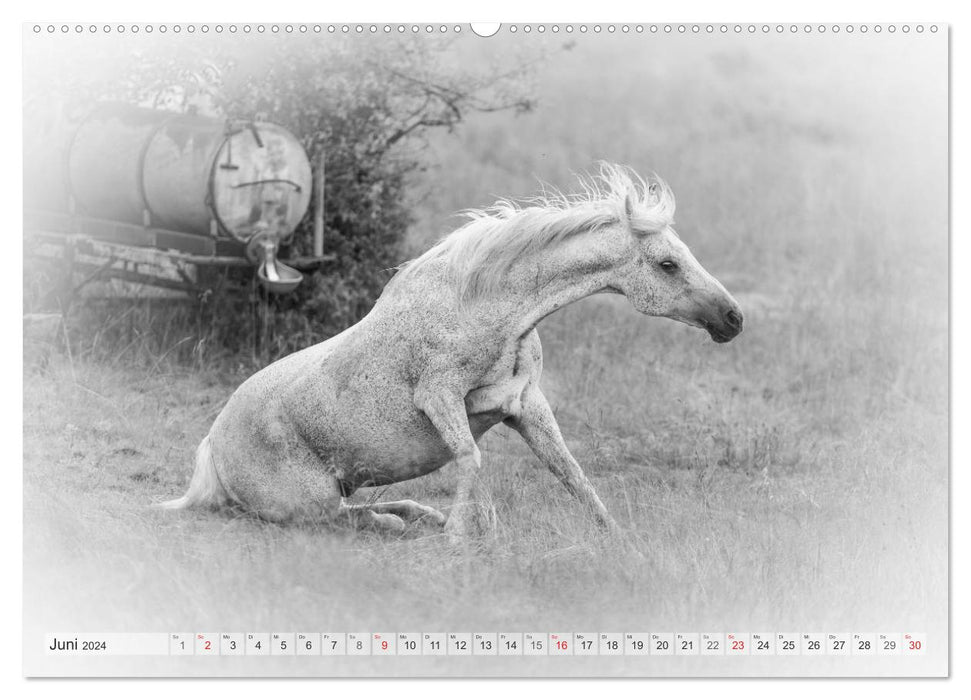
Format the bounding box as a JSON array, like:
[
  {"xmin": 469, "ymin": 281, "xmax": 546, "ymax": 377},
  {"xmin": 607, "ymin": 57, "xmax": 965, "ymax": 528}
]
[{"xmin": 313, "ymin": 149, "xmax": 325, "ymax": 258}]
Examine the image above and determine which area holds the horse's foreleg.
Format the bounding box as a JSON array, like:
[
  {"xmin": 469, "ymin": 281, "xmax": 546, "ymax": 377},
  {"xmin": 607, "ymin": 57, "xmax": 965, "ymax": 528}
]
[
  {"xmin": 414, "ymin": 385, "xmax": 487, "ymax": 541},
  {"xmin": 508, "ymin": 387, "xmax": 621, "ymax": 534}
]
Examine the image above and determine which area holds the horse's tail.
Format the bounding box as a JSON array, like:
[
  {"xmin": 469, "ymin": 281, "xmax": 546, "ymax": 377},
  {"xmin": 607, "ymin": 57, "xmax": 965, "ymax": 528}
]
[{"xmin": 156, "ymin": 434, "xmax": 232, "ymax": 510}]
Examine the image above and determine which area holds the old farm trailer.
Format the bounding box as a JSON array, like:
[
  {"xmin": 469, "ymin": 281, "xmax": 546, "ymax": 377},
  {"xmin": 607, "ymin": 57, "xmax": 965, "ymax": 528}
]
[{"xmin": 24, "ymin": 102, "xmax": 327, "ymax": 302}]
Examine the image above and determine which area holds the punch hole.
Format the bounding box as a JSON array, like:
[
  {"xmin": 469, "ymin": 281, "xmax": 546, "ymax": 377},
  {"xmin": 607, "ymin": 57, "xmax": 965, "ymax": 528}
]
[{"xmin": 471, "ymin": 23, "xmax": 500, "ymax": 37}]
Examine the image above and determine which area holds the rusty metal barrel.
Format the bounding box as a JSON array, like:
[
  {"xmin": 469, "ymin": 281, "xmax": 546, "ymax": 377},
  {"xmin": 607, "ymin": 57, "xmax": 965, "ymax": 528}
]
[{"xmin": 24, "ymin": 102, "xmax": 314, "ymax": 292}]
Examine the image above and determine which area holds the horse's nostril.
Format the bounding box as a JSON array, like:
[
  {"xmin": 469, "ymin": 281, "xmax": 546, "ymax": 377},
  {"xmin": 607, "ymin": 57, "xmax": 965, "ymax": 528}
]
[{"xmin": 725, "ymin": 309, "xmax": 743, "ymax": 329}]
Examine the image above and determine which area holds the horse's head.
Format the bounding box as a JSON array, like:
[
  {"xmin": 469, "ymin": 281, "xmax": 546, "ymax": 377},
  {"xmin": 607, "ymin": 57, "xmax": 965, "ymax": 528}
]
[{"xmin": 613, "ymin": 192, "xmax": 743, "ymax": 343}]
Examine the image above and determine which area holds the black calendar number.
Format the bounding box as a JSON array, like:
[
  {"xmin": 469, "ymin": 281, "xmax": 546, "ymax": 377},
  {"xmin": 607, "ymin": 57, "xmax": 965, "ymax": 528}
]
[
  {"xmin": 305, "ymin": 640, "xmax": 313, "ymax": 651},
  {"xmin": 403, "ymin": 640, "xmax": 417, "ymax": 651},
  {"xmin": 858, "ymin": 640, "xmax": 870, "ymax": 650},
  {"xmin": 884, "ymin": 640, "xmax": 896, "ymax": 650},
  {"xmin": 480, "ymin": 639, "xmax": 493, "ymax": 651},
  {"xmin": 782, "ymin": 640, "xmax": 795, "ymax": 650},
  {"xmin": 428, "ymin": 640, "xmax": 440, "ymax": 650},
  {"xmin": 630, "ymin": 640, "xmax": 644, "ymax": 651},
  {"xmin": 505, "ymin": 640, "xmax": 517, "ymax": 650},
  {"xmin": 832, "ymin": 640, "xmax": 844, "ymax": 651},
  {"xmin": 605, "ymin": 640, "xmax": 619, "ymax": 651},
  {"xmin": 656, "ymin": 640, "xmax": 669, "ymax": 651},
  {"xmin": 454, "ymin": 639, "xmax": 467, "ymax": 651},
  {"xmin": 229, "ymin": 640, "xmax": 237, "ymax": 651},
  {"xmin": 580, "ymin": 639, "xmax": 593, "ymax": 650},
  {"xmin": 807, "ymin": 640, "xmax": 821, "ymax": 651},
  {"xmin": 530, "ymin": 639, "xmax": 544, "ymax": 650},
  {"xmin": 757, "ymin": 640, "xmax": 769, "ymax": 651},
  {"xmin": 681, "ymin": 640, "xmax": 693, "ymax": 650},
  {"xmin": 706, "ymin": 640, "xmax": 719, "ymax": 651}
]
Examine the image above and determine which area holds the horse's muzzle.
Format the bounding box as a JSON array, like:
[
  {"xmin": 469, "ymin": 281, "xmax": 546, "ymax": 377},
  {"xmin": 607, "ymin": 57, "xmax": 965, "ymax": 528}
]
[{"xmin": 704, "ymin": 306, "xmax": 744, "ymax": 343}]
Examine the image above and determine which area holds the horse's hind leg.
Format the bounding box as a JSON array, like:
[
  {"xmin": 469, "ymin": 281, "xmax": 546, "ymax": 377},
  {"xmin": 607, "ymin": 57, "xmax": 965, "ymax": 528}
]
[
  {"xmin": 341, "ymin": 500, "xmax": 446, "ymax": 528},
  {"xmin": 224, "ymin": 455, "xmax": 407, "ymax": 534}
]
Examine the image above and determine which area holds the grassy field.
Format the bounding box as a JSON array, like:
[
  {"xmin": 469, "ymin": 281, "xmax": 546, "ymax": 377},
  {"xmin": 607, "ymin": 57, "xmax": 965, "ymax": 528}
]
[{"xmin": 23, "ymin": 31, "xmax": 947, "ymax": 676}]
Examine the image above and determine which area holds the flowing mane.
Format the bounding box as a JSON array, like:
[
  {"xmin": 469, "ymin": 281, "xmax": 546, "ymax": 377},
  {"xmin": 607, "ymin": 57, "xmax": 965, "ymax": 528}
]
[{"xmin": 395, "ymin": 162, "xmax": 677, "ymax": 306}]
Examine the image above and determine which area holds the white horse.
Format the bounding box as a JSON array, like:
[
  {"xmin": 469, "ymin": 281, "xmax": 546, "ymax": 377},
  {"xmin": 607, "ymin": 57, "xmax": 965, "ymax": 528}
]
[{"xmin": 160, "ymin": 164, "xmax": 743, "ymax": 539}]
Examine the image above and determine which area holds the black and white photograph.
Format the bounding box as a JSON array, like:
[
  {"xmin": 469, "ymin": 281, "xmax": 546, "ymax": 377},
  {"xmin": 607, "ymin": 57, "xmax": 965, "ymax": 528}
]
[{"xmin": 19, "ymin": 16, "xmax": 949, "ymax": 679}]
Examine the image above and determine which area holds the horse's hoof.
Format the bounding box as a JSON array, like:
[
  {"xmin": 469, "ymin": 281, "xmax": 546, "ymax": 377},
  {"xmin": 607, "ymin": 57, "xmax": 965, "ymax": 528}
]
[
  {"xmin": 444, "ymin": 504, "xmax": 495, "ymax": 542},
  {"xmin": 418, "ymin": 508, "xmax": 447, "ymax": 529},
  {"xmin": 371, "ymin": 513, "xmax": 407, "ymax": 534}
]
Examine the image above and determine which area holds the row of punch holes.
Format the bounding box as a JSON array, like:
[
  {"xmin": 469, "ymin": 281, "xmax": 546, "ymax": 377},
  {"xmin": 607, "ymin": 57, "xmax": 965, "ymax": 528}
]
[{"xmin": 32, "ymin": 24, "xmax": 940, "ymax": 36}]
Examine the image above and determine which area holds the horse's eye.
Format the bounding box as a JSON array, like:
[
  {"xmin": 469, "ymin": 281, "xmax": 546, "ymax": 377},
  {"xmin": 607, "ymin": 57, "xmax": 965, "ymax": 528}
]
[{"xmin": 659, "ymin": 260, "xmax": 679, "ymax": 272}]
